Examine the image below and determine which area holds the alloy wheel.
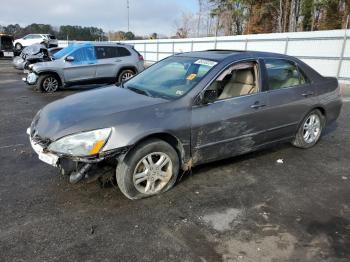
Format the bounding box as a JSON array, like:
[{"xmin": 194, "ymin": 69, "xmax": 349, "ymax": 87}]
[
  {"xmin": 121, "ymin": 72, "xmax": 134, "ymax": 81},
  {"xmin": 133, "ymin": 152, "xmax": 173, "ymax": 194},
  {"xmin": 302, "ymin": 113, "xmax": 321, "ymax": 143},
  {"xmin": 42, "ymin": 77, "xmax": 58, "ymax": 92}
]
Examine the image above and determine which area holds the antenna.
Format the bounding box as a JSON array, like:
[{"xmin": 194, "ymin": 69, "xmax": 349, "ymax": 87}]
[{"xmin": 127, "ymin": 0, "xmax": 130, "ymax": 32}]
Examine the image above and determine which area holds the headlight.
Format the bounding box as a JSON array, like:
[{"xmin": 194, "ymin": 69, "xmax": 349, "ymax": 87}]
[{"xmin": 48, "ymin": 128, "xmax": 112, "ymax": 157}]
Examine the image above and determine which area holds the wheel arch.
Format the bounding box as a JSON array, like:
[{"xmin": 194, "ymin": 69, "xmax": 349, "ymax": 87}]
[
  {"xmin": 295, "ymin": 106, "xmax": 327, "ymax": 134},
  {"xmin": 313, "ymin": 106, "xmax": 326, "ymax": 118},
  {"xmin": 117, "ymin": 66, "xmax": 138, "ymax": 77},
  {"xmin": 307, "ymin": 106, "xmax": 327, "ymax": 122},
  {"xmin": 128, "ymin": 132, "xmax": 186, "ymax": 167},
  {"xmin": 37, "ymin": 71, "xmax": 63, "ymax": 86}
]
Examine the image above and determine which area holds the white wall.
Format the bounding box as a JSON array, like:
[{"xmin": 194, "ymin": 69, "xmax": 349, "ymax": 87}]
[{"xmin": 58, "ymin": 29, "xmax": 350, "ymax": 83}]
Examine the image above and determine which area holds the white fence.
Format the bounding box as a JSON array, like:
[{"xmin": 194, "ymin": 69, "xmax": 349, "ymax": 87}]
[{"xmin": 58, "ymin": 29, "xmax": 350, "ymax": 83}]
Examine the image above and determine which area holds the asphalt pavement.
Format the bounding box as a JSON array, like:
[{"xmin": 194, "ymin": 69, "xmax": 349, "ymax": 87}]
[{"xmin": 0, "ymin": 59, "xmax": 349, "ymax": 262}]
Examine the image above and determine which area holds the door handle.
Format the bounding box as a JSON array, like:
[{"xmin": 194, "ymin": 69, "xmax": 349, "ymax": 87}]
[
  {"xmin": 250, "ymin": 103, "xmax": 266, "ymax": 109},
  {"xmin": 115, "ymin": 59, "xmax": 122, "ymax": 62},
  {"xmin": 301, "ymin": 91, "xmax": 314, "ymax": 97}
]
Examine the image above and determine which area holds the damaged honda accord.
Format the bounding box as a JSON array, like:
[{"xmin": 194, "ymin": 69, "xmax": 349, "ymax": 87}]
[{"xmin": 27, "ymin": 50, "xmax": 342, "ymax": 199}]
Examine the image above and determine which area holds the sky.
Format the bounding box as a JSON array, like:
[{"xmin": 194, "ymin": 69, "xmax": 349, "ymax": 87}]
[{"xmin": 0, "ymin": 0, "xmax": 198, "ymax": 36}]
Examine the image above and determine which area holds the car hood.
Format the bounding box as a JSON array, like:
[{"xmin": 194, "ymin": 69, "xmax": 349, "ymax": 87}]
[
  {"xmin": 31, "ymin": 86, "xmax": 167, "ymax": 141},
  {"xmin": 32, "ymin": 60, "xmax": 57, "ymax": 70}
]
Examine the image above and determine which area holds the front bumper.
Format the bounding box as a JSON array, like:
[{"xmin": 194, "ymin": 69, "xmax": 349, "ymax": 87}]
[
  {"xmin": 23, "ymin": 72, "xmax": 38, "ymax": 85},
  {"xmin": 28, "ymin": 129, "xmax": 59, "ymax": 167},
  {"xmin": 27, "ymin": 127, "xmax": 126, "ymax": 168}
]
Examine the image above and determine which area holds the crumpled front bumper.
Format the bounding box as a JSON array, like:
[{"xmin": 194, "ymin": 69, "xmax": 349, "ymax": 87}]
[
  {"xmin": 13, "ymin": 56, "xmax": 25, "ymax": 70},
  {"xmin": 27, "ymin": 128, "xmax": 59, "ymax": 167},
  {"xmin": 23, "ymin": 72, "xmax": 38, "ymax": 85},
  {"xmin": 27, "ymin": 127, "xmax": 127, "ymax": 169}
]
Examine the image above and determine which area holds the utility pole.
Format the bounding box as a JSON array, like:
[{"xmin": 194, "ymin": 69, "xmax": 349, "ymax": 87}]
[{"xmin": 127, "ymin": 0, "xmax": 130, "ymax": 32}]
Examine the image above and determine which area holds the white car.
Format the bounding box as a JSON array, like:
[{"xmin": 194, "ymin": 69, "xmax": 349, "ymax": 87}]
[{"xmin": 14, "ymin": 34, "xmax": 58, "ymax": 51}]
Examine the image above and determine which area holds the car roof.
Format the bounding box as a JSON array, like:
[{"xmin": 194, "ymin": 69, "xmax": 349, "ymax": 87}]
[
  {"xmin": 93, "ymin": 42, "xmax": 133, "ymax": 48},
  {"xmin": 176, "ymin": 50, "xmax": 293, "ymax": 62}
]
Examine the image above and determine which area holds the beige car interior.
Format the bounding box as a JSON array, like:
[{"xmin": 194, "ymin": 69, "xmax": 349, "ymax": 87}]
[{"xmin": 208, "ymin": 62, "xmax": 259, "ymax": 101}]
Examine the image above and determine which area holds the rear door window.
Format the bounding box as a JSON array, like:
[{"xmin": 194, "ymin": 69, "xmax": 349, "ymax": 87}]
[
  {"xmin": 264, "ymin": 59, "xmax": 307, "ymax": 90},
  {"xmin": 117, "ymin": 47, "xmax": 131, "ymax": 57},
  {"xmin": 95, "ymin": 46, "xmax": 117, "ymax": 59}
]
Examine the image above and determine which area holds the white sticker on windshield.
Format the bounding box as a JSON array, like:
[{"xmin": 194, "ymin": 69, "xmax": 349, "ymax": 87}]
[{"xmin": 194, "ymin": 59, "xmax": 217, "ymax": 67}]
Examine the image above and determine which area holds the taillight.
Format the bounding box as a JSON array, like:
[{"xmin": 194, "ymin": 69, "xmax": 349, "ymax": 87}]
[
  {"xmin": 139, "ymin": 55, "xmax": 144, "ymax": 61},
  {"xmin": 338, "ymin": 84, "xmax": 343, "ymax": 96}
]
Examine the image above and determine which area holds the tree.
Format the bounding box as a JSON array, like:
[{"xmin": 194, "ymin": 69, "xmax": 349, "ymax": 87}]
[
  {"xmin": 149, "ymin": 33, "xmax": 158, "ymax": 39},
  {"xmin": 301, "ymin": 0, "xmax": 314, "ymax": 30},
  {"xmin": 174, "ymin": 13, "xmax": 194, "ymax": 38},
  {"xmin": 246, "ymin": 0, "xmax": 278, "ymax": 34},
  {"xmin": 210, "ymin": 0, "xmax": 249, "ymax": 35},
  {"xmin": 319, "ymin": 0, "xmax": 343, "ymax": 30},
  {"xmin": 125, "ymin": 31, "xmax": 135, "ymax": 40}
]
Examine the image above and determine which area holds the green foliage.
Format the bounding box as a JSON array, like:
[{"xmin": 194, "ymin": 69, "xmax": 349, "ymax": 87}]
[
  {"xmin": 301, "ymin": 0, "xmax": 314, "ymax": 31},
  {"xmin": 209, "ymin": 0, "xmax": 348, "ymax": 35},
  {"xmin": 125, "ymin": 31, "xmax": 135, "ymax": 40},
  {"xmin": 0, "ymin": 23, "xmax": 107, "ymax": 41},
  {"xmin": 58, "ymin": 25, "xmax": 106, "ymax": 41}
]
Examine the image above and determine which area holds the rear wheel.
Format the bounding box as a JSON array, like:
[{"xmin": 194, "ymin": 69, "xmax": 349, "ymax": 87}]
[
  {"xmin": 15, "ymin": 43, "xmax": 22, "ymax": 51},
  {"xmin": 38, "ymin": 74, "xmax": 60, "ymax": 93},
  {"xmin": 117, "ymin": 69, "xmax": 135, "ymax": 84},
  {"xmin": 116, "ymin": 139, "xmax": 179, "ymax": 200},
  {"xmin": 292, "ymin": 109, "xmax": 325, "ymax": 148}
]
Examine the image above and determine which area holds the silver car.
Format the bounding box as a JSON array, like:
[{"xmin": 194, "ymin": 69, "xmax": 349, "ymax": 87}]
[{"xmin": 23, "ymin": 43, "xmax": 145, "ymax": 92}]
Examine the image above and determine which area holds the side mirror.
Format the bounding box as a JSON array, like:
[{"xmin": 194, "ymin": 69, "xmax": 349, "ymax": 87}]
[
  {"xmin": 202, "ymin": 89, "xmax": 218, "ymax": 104},
  {"xmin": 65, "ymin": 56, "xmax": 74, "ymax": 62}
]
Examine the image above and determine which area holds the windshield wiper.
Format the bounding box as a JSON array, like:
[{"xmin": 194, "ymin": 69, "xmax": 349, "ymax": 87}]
[{"xmin": 127, "ymin": 86, "xmax": 152, "ymax": 97}]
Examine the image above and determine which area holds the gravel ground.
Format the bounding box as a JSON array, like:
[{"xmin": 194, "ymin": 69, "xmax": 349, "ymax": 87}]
[{"xmin": 0, "ymin": 58, "xmax": 349, "ymax": 262}]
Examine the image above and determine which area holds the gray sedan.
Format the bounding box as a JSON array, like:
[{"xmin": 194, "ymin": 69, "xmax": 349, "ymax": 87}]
[{"xmin": 27, "ymin": 50, "xmax": 342, "ymax": 199}]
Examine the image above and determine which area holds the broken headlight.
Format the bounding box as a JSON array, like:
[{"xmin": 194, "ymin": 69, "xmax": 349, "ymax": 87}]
[{"xmin": 48, "ymin": 128, "xmax": 112, "ymax": 157}]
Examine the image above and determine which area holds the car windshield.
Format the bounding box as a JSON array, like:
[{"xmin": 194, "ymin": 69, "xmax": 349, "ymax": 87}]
[
  {"xmin": 52, "ymin": 45, "xmax": 76, "ymax": 60},
  {"xmin": 123, "ymin": 56, "xmax": 216, "ymax": 100},
  {"xmin": 52, "ymin": 43, "xmax": 94, "ymax": 60}
]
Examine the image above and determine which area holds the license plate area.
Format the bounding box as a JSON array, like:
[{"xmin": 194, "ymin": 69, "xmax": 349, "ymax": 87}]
[{"xmin": 3, "ymin": 51, "xmax": 14, "ymax": 57}]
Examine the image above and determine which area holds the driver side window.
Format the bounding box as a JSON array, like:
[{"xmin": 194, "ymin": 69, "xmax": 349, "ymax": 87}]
[
  {"xmin": 70, "ymin": 46, "xmax": 96, "ymax": 65},
  {"xmin": 206, "ymin": 61, "xmax": 259, "ymax": 101}
]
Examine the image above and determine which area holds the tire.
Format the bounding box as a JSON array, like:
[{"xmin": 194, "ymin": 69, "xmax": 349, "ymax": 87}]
[
  {"xmin": 37, "ymin": 74, "xmax": 60, "ymax": 93},
  {"xmin": 116, "ymin": 139, "xmax": 180, "ymax": 200},
  {"xmin": 117, "ymin": 69, "xmax": 135, "ymax": 84},
  {"xmin": 292, "ymin": 109, "xmax": 325, "ymax": 149},
  {"xmin": 15, "ymin": 43, "xmax": 22, "ymax": 51},
  {"xmin": 23, "ymin": 62, "xmax": 30, "ymax": 70}
]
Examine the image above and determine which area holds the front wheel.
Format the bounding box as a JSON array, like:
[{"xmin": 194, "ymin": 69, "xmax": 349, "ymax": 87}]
[
  {"xmin": 37, "ymin": 74, "xmax": 60, "ymax": 93},
  {"xmin": 116, "ymin": 139, "xmax": 179, "ymax": 200},
  {"xmin": 292, "ymin": 109, "xmax": 325, "ymax": 148},
  {"xmin": 15, "ymin": 43, "xmax": 22, "ymax": 51}
]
